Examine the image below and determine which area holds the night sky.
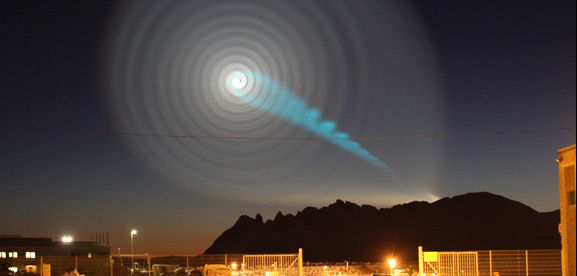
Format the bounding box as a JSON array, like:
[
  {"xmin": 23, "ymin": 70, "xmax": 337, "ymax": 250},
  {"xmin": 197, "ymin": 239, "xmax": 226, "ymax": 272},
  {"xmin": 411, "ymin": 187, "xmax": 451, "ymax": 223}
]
[{"xmin": 1, "ymin": 0, "xmax": 575, "ymax": 255}]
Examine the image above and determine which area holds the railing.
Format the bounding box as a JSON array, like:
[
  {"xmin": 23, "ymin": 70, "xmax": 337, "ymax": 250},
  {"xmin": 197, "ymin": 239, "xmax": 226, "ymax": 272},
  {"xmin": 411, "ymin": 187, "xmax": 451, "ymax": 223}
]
[
  {"xmin": 0, "ymin": 255, "xmax": 111, "ymax": 276},
  {"xmin": 478, "ymin": 250, "xmax": 561, "ymax": 276},
  {"xmin": 242, "ymin": 249, "xmax": 303, "ymax": 276},
  {"xmin": 419, "ymin": 247, "xmax": 561, "ymax": 276},
  {"xmin": 243, "ymin": 254, "xmax": 299, "ymax": 276},
  {"xmin": 421, "ymin": 251, "xmax": 478, "ymax": 276},
  {"xmin": 112, "ymin": 254, "xmax": 244, "ymax": 276}
]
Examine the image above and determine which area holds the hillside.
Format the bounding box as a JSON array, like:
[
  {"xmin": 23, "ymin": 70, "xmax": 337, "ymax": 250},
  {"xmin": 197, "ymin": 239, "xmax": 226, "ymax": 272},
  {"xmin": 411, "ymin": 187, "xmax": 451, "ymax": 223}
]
[{"xmin": 205, "ymin": 192, "xmax": 560, "ymax": 262}]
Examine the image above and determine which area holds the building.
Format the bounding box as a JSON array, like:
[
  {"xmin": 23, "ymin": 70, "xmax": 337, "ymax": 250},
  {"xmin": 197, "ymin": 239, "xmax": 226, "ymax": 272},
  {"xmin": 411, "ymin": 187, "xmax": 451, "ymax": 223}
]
[
  {"xmin": 557, "ymin": 145, "xmax": 576, "ymax": 276},
  {"xmin": 0, "ymin": 235, "xmax": 110, "ymax": 276}
]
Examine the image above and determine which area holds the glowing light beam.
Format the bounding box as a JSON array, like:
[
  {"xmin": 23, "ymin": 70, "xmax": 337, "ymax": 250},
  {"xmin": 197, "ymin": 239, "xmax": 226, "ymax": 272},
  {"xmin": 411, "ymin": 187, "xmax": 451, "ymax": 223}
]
[{"xmin": 230, "ymin": 71, "xmax": 394, "ymax": 175}]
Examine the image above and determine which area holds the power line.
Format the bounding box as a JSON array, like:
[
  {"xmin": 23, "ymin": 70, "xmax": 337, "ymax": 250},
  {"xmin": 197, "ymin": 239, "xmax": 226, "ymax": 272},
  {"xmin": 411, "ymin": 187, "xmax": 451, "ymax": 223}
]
[{"xmin": 1, "ymin": 126, "xmax": 574, "ymax": 141}]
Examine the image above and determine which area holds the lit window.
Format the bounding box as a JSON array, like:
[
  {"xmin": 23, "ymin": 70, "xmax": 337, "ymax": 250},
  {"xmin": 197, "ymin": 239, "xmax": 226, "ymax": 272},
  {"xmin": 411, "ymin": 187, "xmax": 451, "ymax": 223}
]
[
  {"xmin": 0, "ymin": 252, "xmax": 6, "ymax": 258},
  {"xmin": 8, "ymin": 252, "xmax": 18, "ymax": 258},
  {"xmin": 25, "ymin": 265, "xmax": 37, "ymax": 273},
  {"xmin": 26, "ymin": 252, "xmax": 36, "ymax": 259}
]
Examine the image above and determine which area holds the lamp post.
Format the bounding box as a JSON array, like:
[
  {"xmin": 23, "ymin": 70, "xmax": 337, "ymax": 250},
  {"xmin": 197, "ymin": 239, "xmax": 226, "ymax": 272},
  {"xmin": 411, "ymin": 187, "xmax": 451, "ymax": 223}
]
[
  {"xmin": 131, "ymin": 230, "xmax": 137, "ymax": 275},
  {"xmin": 388, "ymin": 259, "xmax": 396, "ymax": 276},
  {"xmin": 118, "ymin": 248, "xmax": 123, "ymax": 266}
]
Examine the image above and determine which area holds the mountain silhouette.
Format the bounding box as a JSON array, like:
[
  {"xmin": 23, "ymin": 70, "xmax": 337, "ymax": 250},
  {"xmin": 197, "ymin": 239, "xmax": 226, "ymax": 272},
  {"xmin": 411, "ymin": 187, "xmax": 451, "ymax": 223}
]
[{"xmin": 205, "ymin": 192, "xmax": 560, "ymax": 262}]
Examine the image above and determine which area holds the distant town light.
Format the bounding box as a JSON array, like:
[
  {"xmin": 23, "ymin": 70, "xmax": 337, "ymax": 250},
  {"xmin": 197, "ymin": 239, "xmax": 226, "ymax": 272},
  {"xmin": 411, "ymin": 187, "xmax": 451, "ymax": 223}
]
[
  {"xmin": 232, "ymin": 263, "xmax": 237, "ymax": 269},
  {"xmin": 61, "ymin": 236, "xmax": 73, "ymax": 243},
  {"xmin": 131, "ymin": 229, "xmax": 138, "ymax": 235}
]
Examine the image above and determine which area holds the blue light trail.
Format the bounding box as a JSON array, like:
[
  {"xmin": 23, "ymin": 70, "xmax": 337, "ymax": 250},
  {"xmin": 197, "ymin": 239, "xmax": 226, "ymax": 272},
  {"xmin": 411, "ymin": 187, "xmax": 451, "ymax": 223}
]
[{"xmin": 230, "ymin": 71, "xmax": 394, "ymax": 175}]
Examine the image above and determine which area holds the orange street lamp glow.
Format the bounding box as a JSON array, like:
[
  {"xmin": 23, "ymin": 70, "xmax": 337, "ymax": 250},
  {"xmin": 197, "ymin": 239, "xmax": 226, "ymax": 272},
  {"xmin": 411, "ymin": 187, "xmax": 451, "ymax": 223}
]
[
  {"xmin": 388, "ymin": 259, "xmax": 396, "ymax": 275},
  {"xmin": 388, "ymin": 259, "xmax": 396, "ymax": 269}
]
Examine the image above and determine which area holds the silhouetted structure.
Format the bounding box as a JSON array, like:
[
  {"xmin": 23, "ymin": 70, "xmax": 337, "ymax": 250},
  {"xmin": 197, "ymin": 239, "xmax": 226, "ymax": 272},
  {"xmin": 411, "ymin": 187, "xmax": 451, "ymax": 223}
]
[
  {"xmin": 557, "ymin": 145, "xmax": 576, "ymax": 276},
  {"xmin": 0, "ymin": 235, "xmax": 109, "ymax": 275}
]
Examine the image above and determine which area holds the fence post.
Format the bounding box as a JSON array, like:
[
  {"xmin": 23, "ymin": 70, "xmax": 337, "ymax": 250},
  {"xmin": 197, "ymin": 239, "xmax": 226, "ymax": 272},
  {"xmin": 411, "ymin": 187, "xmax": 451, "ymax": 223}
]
[
  {"xmin": 489, "ymin": 251, "xmax": 492, "ymax": 276},
  {"xmin": 148, "ymin": 254, "xmax": 151, "ymax": 276},
  {"xmin": 418, "ymin": 246, "xmax": 423, "ymax": 276},
  {"xmin": 525, "ymin": 250, "xmax": 529, "ymax": 276},
  {"xmin": 475, "ymin": 252, "xmax": 479, "ymax": 276},
  {"xmin": 298, "ymin": 248, "xmax": 303, "ymax": 276}
]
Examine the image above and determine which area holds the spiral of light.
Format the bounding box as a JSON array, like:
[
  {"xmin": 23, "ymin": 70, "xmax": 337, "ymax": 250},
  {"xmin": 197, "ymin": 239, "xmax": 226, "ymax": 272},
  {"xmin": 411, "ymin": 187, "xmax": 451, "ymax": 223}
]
[
  {"xmin": 231, "ymin": 71, "xmax": 395, "ymax": 175},
  {"xmin": 103, "ymin": 0, "xmax": 444, "ymax": 203}
]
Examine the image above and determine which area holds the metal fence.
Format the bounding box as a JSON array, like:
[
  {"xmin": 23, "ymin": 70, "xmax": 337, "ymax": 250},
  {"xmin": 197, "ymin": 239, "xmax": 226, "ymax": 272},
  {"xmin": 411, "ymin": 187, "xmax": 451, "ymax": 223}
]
[
  {"xmin": 242, "ymin": 250, "xmax": 302, "ymax": 276},
  {"xmin": 0, "ymin": 255, "xmax": 111, "ymax": 276},
  {"xmin": 421, "ymin": 251, "xmax": 478, "ymax": 276},
  {"xmin": 477, "ymin": 250, "xmax": 561, "ymax": 276},
  {"xmin": 1, "ymin": 254, "xmax": 245, "ymax": 276},
  {"xmin": 419, "ymin": 248, "xmax": 561, "ymax": 276},
  {"xmin": 150, "ymin": 254, "xmax": 243, "ymax": 268},
  {"xmin": 5, "ymin": 249, "xmax": 560, "ymax": 276},
  {"xmin": 111, "ymin": 254, "xmax": 244, "ymax": 276}
]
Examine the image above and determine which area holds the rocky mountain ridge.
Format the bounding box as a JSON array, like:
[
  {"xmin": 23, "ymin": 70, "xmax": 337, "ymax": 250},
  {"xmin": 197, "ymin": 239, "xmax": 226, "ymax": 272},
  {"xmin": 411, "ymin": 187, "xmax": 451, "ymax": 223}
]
[{"xmin": 205, "ymin": 192, "xmax": 560, "ymax": 262}]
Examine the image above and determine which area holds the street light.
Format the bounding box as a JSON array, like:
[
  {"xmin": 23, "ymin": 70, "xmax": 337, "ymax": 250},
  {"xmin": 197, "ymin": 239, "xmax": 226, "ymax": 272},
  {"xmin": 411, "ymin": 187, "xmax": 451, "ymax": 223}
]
[
  {"xmin": 131, "ymin": 230, "xmax": 137, "ymax": 275},
  {"xmin": 61, "ymin": 236, "xmax": 73, "ymax": 243},
  {"xmin": 118, "ymin": 248, "xmax": 123, "ymax": 266},
  {"xmin": 388, "ymin": 259, "xmax": 396, "ymax": 276}
]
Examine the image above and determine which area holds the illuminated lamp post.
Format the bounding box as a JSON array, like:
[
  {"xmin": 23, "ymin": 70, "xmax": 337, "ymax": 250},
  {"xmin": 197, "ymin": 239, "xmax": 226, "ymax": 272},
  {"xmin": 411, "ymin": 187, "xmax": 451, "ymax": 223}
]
[
  {"xmin": 388, "ymin": 259, "xmax": 396, "ymax": 276},
  {"xmin": 131, "ymin": 230, "xmax": 137, "ymax": 275}
]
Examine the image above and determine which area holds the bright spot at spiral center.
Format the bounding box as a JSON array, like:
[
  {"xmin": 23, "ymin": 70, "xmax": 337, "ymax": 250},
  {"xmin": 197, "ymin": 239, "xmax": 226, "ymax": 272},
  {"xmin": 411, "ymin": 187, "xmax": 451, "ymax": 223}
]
[{"xmin": 229, "ymin": 71, "xmax": 248, "ymax": 91}]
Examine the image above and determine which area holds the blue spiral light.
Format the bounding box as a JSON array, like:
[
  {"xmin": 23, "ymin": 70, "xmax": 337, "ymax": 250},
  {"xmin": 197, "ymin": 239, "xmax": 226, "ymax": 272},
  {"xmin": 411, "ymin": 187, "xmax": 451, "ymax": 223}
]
[
  {"xmin": 231, "ymin": 72, "xmax": 395, "ymax": 175},
  {"xmin": 103, "ymin": 0, "xmax": 444, "ymax": 204}
]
